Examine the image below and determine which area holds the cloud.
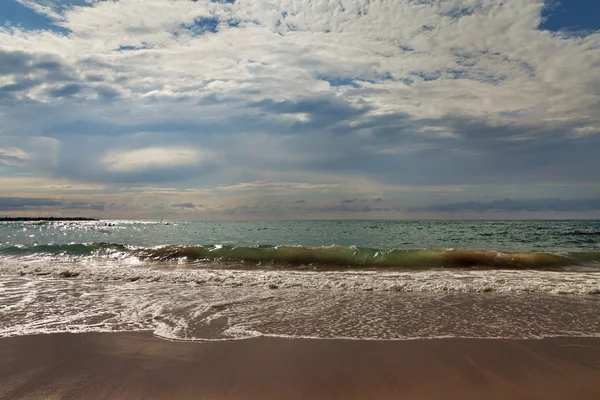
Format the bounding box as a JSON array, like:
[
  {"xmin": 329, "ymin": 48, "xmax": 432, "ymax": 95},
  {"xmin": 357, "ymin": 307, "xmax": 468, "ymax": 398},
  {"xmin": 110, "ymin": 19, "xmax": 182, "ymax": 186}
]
[
  {"xmin": 0, "ymin": 48, "xmax": 120, "ymax": 102},
  {"xmin": 169, "ymin": 202, "xmax": 208, "ymax": 209},
  {"xmin": 0, "ymin": 176, "xmax": 106, "ymax": 192},
  {"xmin": 15, "ymin": 0, "xmax": 66, "ymax": 22},
  {"xmin": 101, "ymin": 146, "xmax": 214, "ymax": 173},
  {"xmin": 214, "ymin": 181, "xmax": 339, "ymax": 192},
  {"xmin": 194, "ymin": 200, "xmax": 403, "ymax": 218},
  {"xmin": 47, "ymin": 83, "xmax": 83, "ymax": 98},
  {"xmin": 0, "ymin": 196, "xmax": 104, "ymax": 211},
  {"xmin": 0, "ymin": 147, "xmax": 29, "ymax": 166},
  {"xmin": 0, "ymin": 0, "xmax": 598, "ymax": 218},
  {"xmin": 0, "ymin": 197, "xmax": 61, "ymax": 210},
  {"xmin": 409, "ymin": 198, "xmax": 600, "ymax": 213},
  {"xmin": 65, "ymin": 201, "xmax": 105, "ymax": 210}
]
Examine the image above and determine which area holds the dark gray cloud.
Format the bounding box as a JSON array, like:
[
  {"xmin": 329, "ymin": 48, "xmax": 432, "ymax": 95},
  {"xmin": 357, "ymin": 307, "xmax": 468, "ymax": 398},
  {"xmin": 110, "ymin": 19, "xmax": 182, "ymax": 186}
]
[
  {"xmin": 249, "ymin": 97, "xmax": 371, "ymax": 133},
  {"xmin": 0, "ymin": 79, "xmax": 40, "ymax": 93},
  {"xmin": 0, "ymin": 50, "xmax": 75, "ymax": 79},
  {"xmin": 47, "ymin": 83, "xmax": 84, "ymax": 98},
  {"xmin": 203, "ymin": 201, "xmax": 402, "ymax": 217},
  {"xmin": 169, "ymin": 202, "xmax": 208, "ymax": 209},
  {"xmin": 279, "ymin": 111, "xmax": 600, "ymax": 186},
  {"xmin": 408, "ymin": 198, "xmax": 600, "ymax": 213},
  {"xmin": 170, "ymin": 202, "xmax": 196, "ymax": 208},
  {"xmin": 65, "ymin": 201, "xmax": 105, "ymax": 210},
  {"xmin": 304, "ymin": 204, "xmax": 401, "ymax": 213},
  {"xmin": 2, "ymin": 90, "xmax": 599, "ymax": 189},
  {"xmin": 0, "ymin": 50, "xmax": 34, "ymax": 75},
  {"xmin": 0, "ymin": 50, "xmax": 119, "ymax": 102},
  {"xmin": 95, "ymin": 86, "xmax": 120, "ymax": 100},
  {"xmin": 0, "ymin": 197, "xmax": 62, "ymax": 210},
  {"xmin": 0, "ymin": 197, "xmax": 104, "ymax": 211}
]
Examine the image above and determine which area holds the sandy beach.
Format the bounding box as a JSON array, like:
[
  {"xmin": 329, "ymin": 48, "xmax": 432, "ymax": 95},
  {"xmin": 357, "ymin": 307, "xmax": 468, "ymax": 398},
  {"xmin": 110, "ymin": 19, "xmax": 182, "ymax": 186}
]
[{"xmin": 1, "ymin": 333, "xmax": 599, "ymax": 400}]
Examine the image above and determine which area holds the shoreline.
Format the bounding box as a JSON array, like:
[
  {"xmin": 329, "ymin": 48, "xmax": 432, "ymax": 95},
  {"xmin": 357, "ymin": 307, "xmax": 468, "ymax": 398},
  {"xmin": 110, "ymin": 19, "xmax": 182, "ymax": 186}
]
[
  {"xmin": 4, "ymin": 330, "xmax": 600, "ymax": 343},
  {"xmin": 1, "ymin": 333, "xmax": 600, "ymax": 399}
]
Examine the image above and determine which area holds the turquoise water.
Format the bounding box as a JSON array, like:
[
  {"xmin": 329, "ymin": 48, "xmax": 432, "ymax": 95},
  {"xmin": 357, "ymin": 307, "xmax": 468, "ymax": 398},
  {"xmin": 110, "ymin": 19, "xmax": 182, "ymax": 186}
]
[
  {"xmin": 1, "ymin": 219, "xmax": 599, "ymax": 251},
  {"xmin": 0, "ymin": 220, "xmax": 599, "ymax": 269},
  {"xmin": 1, "ymin": 220, "xmax": 599, "ymax": 341}
]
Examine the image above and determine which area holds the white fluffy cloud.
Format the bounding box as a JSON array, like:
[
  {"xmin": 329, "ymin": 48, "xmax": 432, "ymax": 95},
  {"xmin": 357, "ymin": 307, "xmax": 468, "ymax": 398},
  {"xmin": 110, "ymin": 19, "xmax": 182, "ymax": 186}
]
[
  {"xmin": 0, "ymin": 0, "xmax": 599, "ymax": 217},
  {"xmin": 0, "ymin": 147, "xmax": 29, "ymax": 166},
  {"xmin": 102, "ymin": 146, "xmax": 214, "ymax": 172},
  {"xmin": 1, "ymin": 0, "xmax": 597, "ymax": 126}
]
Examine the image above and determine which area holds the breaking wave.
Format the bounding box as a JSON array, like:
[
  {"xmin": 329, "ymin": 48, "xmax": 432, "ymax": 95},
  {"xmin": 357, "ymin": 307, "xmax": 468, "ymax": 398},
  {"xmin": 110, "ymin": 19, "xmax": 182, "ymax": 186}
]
[{"xmin": 1, "ymin": 243, "xmax": 599, "ymax": 270}]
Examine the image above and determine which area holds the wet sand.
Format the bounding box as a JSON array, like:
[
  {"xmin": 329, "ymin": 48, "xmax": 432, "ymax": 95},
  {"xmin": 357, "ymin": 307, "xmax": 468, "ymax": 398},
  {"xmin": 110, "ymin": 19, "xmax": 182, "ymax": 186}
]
[{"xmin": 1, "ymin": 333, "xmax": 600, "ymax": 399}]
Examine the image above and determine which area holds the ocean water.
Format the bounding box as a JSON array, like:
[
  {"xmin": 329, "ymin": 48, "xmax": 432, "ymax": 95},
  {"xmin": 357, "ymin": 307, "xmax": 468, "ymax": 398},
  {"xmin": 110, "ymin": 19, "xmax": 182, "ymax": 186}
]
[{"xmin": 1, "ymin": 219, "xmax": 599, "ymax": 341}]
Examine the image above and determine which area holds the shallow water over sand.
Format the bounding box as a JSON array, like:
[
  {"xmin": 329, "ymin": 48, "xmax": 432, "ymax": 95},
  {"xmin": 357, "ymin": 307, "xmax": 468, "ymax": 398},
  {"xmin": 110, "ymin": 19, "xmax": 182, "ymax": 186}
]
[{"xmin": 2, "ymin": 276, "xmax": 599, "ymax": 341}]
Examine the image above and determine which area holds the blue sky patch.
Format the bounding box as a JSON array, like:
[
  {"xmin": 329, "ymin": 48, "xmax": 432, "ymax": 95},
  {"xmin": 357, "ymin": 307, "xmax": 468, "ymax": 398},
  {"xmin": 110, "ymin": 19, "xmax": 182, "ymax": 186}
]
[
  {"xmin": 182, "ymin": 16, "xmax": 220, "ymax": 35},
  {"xmin": 318, "ymin": 76, "xmax": 360, "ymax": 88},
  {"xmin": 541, "ymin": 0, "xmax": 600, "ymax": 32},
  {"xmin": 0, "ymin": 0, "xmax": 65, "ymax": 32},
  {"xmin": 410, "ymin": 70, "xmax": 440, "ymax": 82},
  {"xmin": 441, "ymin": 7, "xmax": 475, "ymax": 20},
  {"xmin": 117, "ymin": 44, "xmax": 149, "ymax": 52}
]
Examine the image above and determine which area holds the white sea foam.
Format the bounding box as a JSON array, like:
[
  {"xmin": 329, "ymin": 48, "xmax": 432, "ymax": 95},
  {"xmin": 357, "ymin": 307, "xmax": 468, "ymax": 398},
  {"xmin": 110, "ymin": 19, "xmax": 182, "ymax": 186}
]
[
  {"xmin": 0, "ymin": 258, "xmax": 599, "ymax": 295},
  {"xmin": 2, "ymin": 257, "xmax": 600, "ymax": 341},
  {"xmin": 1, "ymin": 275, "xmax": 600, "ymax": 342}
]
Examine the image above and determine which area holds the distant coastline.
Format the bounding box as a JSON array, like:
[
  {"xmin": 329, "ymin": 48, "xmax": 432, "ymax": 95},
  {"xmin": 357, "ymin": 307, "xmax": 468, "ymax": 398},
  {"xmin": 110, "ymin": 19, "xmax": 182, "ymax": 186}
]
[{"xmin": 0, "ymin": 217, "xmax": 97, "ymax": 222}]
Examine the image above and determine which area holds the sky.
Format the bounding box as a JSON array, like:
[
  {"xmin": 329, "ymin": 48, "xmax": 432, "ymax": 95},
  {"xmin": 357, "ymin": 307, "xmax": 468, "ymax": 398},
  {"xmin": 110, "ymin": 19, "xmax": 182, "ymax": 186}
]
[{"xmin": 0, "ymin": 0, "xmax": 599, "ymax": 220}]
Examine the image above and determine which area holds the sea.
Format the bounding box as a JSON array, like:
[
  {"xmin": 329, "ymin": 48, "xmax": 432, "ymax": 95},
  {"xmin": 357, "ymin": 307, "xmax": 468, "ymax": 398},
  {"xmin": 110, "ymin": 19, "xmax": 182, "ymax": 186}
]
[{"xmin": 1, "ymin": 219, "xmax": 599, "ymax": 341}]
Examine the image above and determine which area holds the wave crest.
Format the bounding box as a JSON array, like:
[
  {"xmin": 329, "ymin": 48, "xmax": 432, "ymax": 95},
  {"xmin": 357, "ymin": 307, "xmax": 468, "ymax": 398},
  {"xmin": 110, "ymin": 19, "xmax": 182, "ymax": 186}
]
[{"xmin": 1, "ymin": 243, "xmax": 599, "ymax": 269}]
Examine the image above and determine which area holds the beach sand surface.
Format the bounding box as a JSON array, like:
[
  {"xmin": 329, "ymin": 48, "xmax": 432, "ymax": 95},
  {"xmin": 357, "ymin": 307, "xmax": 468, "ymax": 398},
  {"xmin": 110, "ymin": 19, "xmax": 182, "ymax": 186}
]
[{"xmin": 1, "ymin": 333, "xmax": 600, "ymax": 399}]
